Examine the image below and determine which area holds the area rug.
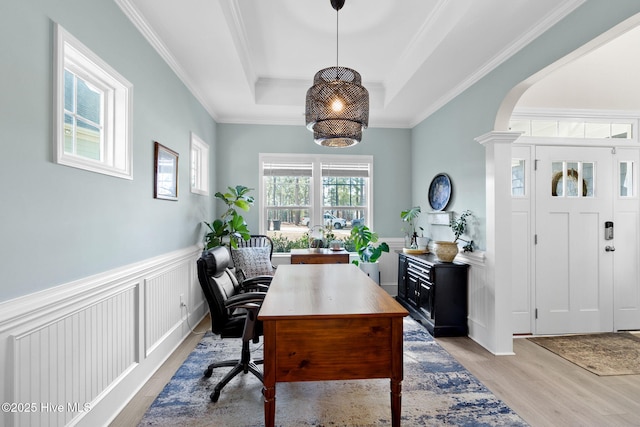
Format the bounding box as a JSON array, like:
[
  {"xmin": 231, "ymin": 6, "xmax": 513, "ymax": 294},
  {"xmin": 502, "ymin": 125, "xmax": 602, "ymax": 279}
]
[
  {"xmin": 528, "ymin": 332, "xmax": 640, "ymax": 376},
  {"xmin": 139, "ymin": 318, "xmax": 527, "ymax": 426}
]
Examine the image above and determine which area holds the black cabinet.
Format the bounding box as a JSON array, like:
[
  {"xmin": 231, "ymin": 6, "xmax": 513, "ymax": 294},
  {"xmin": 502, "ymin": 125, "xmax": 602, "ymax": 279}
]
[{"xmin": 396, "ymin": 252, "xmax": 469, "ymax": 337}]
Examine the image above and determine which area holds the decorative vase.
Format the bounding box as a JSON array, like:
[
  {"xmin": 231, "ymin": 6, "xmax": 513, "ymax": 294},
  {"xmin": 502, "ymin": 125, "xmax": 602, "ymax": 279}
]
[{"xmin": 433, "ymin": 241, "xmax": 458, "ymax": 262}]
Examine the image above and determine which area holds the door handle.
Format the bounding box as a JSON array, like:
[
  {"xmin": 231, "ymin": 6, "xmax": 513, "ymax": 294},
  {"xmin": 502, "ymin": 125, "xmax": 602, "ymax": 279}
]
[{"xmin": 605, "ymin": 246, "xmax": 616, "ymax": 252}]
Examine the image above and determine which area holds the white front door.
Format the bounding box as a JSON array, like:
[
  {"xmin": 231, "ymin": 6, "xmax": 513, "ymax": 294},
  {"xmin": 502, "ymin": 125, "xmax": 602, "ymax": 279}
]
[{"xmin": 535, "ymin": 146, "xmax": 614, "ymax": 334}]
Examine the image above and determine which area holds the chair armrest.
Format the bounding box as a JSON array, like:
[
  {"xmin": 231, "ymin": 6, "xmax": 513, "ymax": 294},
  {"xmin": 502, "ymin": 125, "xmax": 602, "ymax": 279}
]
[
  {"xmin": 225, "ymin": 292, "xmax": 266, "ymax": 311},
  {"xmin": 242, "ymin": 275, "xmax": 273, "ymax": 291}
]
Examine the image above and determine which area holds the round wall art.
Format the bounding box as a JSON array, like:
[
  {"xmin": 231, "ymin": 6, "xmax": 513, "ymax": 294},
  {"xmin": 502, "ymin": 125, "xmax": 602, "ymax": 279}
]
[{"xmin": 428, "ymin": 173, "xmax": 452, "ymax": 211}]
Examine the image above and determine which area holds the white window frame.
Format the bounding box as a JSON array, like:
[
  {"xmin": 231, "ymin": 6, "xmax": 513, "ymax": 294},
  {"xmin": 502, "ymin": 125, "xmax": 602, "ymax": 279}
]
[
  {"xmin": 259, "ymin": 153, "xmax": 374, "ymax": 234},
  {"xmin": 190, "ymin": 132, "xmax": 210, "ymax": 195},
  {"xmin": 53, "ymin": 23, "xmax": 133, "ymax": 179}
]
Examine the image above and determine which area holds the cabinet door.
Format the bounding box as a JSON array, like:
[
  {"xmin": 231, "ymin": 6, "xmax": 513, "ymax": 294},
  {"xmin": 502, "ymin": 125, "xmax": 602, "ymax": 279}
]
[
  {"xmin": 418, "ymin": 279, "xmax": 434, "ymax": 320},
  {"xmin": 397, "ymin": 255, "xmax": 407, "ymax": 299},
  {"xmin": 407, "ymin": 273, "xmax": 419, "ymax": 307}
]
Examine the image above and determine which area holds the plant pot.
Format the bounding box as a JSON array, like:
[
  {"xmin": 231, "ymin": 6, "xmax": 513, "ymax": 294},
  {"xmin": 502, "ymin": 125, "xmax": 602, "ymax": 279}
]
[
  {"xmin": 359, "ymin": 261, "xmax": 380, "ymax": 285},
  {"xmin": 416, "ymin": 236, "xmax": 429, "ymax": 250},
  {"xmin": 433, "ymin": 241, "xmax": 458, "ymax": 262}
]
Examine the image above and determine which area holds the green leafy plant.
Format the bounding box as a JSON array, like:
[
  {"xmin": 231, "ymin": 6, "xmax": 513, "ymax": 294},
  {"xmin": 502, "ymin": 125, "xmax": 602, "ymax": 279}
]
[
  {"xmin": 400, "ymin": 206, "xmax": 421, "ymax": 248},
  {"xmin": 203, "ymin": 185, "xmax": 254, "ymax": 249},
  {"xmin": 350, "ymin": 224, "xmax": 389, "ymax": 266},
  {"xmin": 450, "ymin": 209, "xmax": 474, "ymax": 252}
]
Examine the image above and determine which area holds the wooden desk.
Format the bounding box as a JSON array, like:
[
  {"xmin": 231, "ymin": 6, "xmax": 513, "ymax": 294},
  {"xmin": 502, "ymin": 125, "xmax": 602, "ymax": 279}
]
[
  {"xmin": 258, "ymin": 264, "xmax": 408, "ymax": 427},
  {"xmin": 290, "ymin": 248, "xmax": 350, "ymax": 264}
]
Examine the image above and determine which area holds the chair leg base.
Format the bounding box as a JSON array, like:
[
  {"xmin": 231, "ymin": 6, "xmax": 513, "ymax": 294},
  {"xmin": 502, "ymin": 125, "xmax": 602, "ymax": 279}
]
[{"xmin": 205, "ymin": 359, "xmax": 263, "ymax": 402}]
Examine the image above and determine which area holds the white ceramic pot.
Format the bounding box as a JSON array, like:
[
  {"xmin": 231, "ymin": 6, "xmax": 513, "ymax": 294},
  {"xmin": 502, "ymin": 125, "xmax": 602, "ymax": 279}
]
[
  {"xmin": 359, "ymin": 261, "xmax": 380, "ymax": 285},
  {"xmin": 433, "ymin": 241, "xmax": 458, "ymax": 262},
  {"xmin": 416, "ymin": 237, "xmax": 429, "ymax": 250}
]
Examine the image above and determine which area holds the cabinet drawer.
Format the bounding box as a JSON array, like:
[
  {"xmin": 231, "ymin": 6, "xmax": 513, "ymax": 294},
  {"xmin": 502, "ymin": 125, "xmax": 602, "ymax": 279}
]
[{"xmin": 407, "ymin": 261, "xmax": 431, "ymax": 281}]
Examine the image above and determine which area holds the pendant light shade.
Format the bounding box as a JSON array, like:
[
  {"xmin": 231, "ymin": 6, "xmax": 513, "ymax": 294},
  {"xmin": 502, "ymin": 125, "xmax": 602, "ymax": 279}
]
[{"xmin": 305, "ymin": 1, "xmax": 369, "ymax": 147}]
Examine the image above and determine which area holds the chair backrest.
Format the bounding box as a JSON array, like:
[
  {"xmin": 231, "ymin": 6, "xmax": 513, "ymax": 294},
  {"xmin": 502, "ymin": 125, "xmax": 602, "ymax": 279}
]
[
  {"xmin": 236, "ymin": 235, "xmax": 274, "ymax": 259},
  {"xmin": 197, "ymin": 246, "xmax": 242, "ymax": 334},
  {"xmin": 232, "ymin": 235, "xmax": 276, "ymax": 281}
]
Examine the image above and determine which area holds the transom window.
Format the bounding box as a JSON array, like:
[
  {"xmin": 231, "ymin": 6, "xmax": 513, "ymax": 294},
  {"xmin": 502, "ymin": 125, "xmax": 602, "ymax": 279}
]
[
  {"xmin": 259, "ymin": 154, "xmax": 373, "ymax": 252},
  {"xmin": 54, "ymin": 23, "xmax": 133, "ymax": 179}
]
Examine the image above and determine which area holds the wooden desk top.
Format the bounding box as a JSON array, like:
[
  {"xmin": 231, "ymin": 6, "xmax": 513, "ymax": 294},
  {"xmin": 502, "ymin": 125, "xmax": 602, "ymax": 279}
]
[{"xmin": 258, "ymin": 264, "xmax": 408, "ymax": 320}]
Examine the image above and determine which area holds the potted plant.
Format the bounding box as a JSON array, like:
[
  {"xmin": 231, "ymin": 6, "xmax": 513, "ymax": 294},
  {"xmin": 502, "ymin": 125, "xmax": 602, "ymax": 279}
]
[
  {"xmin": 433, "ymin": 209, "xmax": 474, "ymax": 262},
  {"xmin": 203, "ymin": 185, "xmax": 254, "ymax": 249},
  {"xmin": 400, "ymin": 206, "xmax": 421, "ymax": 249},
  {"xmin": 350, "ymin": 224, "xmax": 389, "ymax": 285}
]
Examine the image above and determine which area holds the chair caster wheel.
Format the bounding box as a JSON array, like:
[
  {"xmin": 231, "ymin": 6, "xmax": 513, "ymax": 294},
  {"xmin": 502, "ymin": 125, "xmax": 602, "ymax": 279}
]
[
  {"xmin": 204, "ymin": 368, "xmax": 213, "ymax": 378},
  {"xmin": 210, "ymin": 390, "xmax": 220, "ymax": 402}
]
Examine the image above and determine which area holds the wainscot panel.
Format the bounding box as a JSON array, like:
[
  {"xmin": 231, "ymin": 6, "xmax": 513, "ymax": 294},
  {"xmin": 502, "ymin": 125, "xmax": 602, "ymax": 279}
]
[{"xmin": 0, "ymin": 246, "xmax": 206, "ymax": 427}]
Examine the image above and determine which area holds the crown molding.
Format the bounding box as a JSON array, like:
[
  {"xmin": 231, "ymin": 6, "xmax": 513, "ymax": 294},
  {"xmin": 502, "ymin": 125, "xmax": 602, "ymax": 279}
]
[
  {"xmin": 115, "ymin": 0, "xmax": 220, "ymax": 121},
  {"xmin": 410, "ymin": 0, "xmax": 586, "ymax": 128}
]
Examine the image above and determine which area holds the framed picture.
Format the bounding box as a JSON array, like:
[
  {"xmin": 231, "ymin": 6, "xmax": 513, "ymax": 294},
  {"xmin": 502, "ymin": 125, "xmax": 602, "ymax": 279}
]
[{"xmin": 154, "ymin": 141, "xmax": 178, "ymax": 200}]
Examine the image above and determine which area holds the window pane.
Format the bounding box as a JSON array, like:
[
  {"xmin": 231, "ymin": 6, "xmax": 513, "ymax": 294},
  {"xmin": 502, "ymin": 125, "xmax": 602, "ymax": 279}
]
[
  {"xmin": 612, "ymin": 123, "xmax": 632, "ymax": 139},
  {"xmin": 64, "ymin": 70, "xmax": 74, "ymax": 112},
  {"xmin": 558, "ymin": 121, "xmax": 584, "ymax": 138},
  {"xmin": 76, "ymin": 77, "xmax": 102, "ymax": 124},
  {"xmin": 511, "ymin": 159, "xmax": 525, "ymax": 196},
  {"xmin": 566, "ymin": 162, "xmax": 579, "ymax": 197},
  {"xmin": 552, "ymin": 162, "xmax": 563, "ymax": 197},
  {"xmin": 582, "ymin": 162, "xmax": 594, "ymax": 197},
  {"xmin": 76, "ymin": 121, "xmax": 101, "ymax": 160},
  {"xmin": 585, "ymin": 123, "xmax": 609, "ymax": 138},
  {"xmin": 620, "ymin": 161, "xmax": 634, "ymax": 197},
  {"xmin": 64, "ymin": 113, "xmax": 74, "ymax": 153},
  {"xmin": 532, "ymin": 120, "xmax": 557, "ymax": 137}
]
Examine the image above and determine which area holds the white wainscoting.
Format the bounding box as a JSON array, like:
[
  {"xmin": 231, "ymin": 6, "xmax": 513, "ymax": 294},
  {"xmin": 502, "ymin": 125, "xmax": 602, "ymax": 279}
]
[
  {"xmin": 456, "ymin": 251, "xmax": 490, "ymax": 349},
  {"xmin": 0, "ymin": 246, "xmax": 206, "ymax": 427}
]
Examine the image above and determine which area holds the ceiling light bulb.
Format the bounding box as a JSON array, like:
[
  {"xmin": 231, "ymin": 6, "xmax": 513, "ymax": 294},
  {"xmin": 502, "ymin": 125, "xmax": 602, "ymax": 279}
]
[{"xmin": 331, "ymin": 98, "xmax": 344, "ymax": 112}]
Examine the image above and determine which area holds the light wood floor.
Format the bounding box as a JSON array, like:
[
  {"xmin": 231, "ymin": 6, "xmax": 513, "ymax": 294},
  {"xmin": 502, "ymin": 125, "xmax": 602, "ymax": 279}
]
[
  {"xmin": 111, "ymin": 317, "xmax": 640, "ymax": 426},
  {"xmin": 437, "ymin": 335, "xmax": 640, "ymax": 426}
]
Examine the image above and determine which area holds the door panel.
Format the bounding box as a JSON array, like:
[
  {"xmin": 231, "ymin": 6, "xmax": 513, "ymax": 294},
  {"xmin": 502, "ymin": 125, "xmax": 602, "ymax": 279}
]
[{"xmin": 535, "ymin": 146, "xmax": 613, "ymax": 334}]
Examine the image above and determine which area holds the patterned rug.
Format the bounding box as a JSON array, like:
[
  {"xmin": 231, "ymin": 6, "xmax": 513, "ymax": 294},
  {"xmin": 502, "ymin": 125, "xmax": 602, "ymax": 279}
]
[
  {"xmin": 140, "ymin": 318, "xmax": 527, "ymax": 426},
  {"xmin": 528, "ymin": 332, "xmax": 640, "ymax": 376}
]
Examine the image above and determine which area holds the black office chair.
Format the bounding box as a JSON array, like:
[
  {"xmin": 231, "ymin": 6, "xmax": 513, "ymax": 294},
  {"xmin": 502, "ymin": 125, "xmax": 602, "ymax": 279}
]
[
  {"xmin": 232, "ymin": 234, "xmax": 277, "ymax": 281},
  {"xmin": 196, "ymin": 246, "xmax": 271, "ymax": 402}
]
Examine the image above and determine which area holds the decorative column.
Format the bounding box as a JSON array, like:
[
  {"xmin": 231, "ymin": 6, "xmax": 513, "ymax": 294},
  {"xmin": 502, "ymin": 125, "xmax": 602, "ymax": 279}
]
[{"xmin": 475, "ymin": 131, "xmax": 521, "ymax": 355}]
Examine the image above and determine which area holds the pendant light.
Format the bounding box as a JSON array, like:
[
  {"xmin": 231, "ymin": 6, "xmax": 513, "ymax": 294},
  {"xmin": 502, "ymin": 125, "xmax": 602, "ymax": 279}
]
[{"xmin": 305, "ymin": 0, "xmax": 369, "ymax": 147}]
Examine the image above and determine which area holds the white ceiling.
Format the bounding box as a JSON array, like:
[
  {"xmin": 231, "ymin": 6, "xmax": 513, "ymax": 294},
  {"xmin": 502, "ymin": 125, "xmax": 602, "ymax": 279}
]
[{"xmin": 118, "ymin": 0, "xmax": 598, "ymax": 129}]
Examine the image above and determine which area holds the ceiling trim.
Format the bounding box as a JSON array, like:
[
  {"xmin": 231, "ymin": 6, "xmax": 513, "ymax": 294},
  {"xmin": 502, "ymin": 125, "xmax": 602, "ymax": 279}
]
[
  {"xmin": 409, "ymin": 0, "xmax": 586, "ymax": 127},
  {"xmin": 115, "ymin": 0, "xmax": 220, "ymax": 121},
  {"xmin": 219, "ymin": 0, "xmax": 257, "ymax": 99}
]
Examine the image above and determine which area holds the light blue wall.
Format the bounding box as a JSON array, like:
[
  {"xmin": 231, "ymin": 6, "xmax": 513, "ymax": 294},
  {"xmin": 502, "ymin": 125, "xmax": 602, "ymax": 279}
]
[
  {"xmin": 0, "ymin": 0, "xmax": 217, "ymax": 302},
  {"xmin": 411, "ymin": 0, "xmax": 640, "ymax": 250},
  {"xmin": 216, "ymin": 124, "xmax": 412, "ymax": 237}
]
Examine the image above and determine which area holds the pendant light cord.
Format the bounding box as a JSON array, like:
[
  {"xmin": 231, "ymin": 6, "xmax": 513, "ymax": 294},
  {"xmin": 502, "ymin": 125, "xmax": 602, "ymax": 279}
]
[{"xmin": 335, "ymin": 6, "xmax": 339, "ymax": 74}]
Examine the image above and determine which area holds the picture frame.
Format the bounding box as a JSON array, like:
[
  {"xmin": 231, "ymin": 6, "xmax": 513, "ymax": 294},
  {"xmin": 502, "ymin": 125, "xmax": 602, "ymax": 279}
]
[{"xmin": 154, "ymin": 141, "xmax": 178, "ymax": 200}]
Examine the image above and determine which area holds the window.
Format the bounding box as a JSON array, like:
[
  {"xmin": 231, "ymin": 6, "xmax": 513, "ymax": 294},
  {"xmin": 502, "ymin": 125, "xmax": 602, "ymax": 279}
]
[
  {"xmin": 54, "ymin": 23, "xmax": 133, "ymax": 179},
  {"xmin": 511, "ymin": 159, "xmax": 526, "ymax": 196},
  {"xmin": 259, "ymin": 154, "xmax": 373, "ymax": 252},
  {"xmin": 551, "ymin": 161, "xmax": 594, "ymax": 197},
  {"xmin": 510, "ymin": 118, "xmax": 634, "ymax": 140},
  {"xmin": 190, "ymin": 132, "xmax": 210, "ymax": 195}
]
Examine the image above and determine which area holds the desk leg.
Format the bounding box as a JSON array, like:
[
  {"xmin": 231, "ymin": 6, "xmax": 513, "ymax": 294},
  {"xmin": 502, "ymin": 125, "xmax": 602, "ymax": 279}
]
[
  {"xmin": 262, "ymin": 321, "xmax": 276, "ymax": 427},
  {"xmin": 390, "ymin": 379, "xmax": 402, "ymax": 427},
  {"xmin": 391, "ymin": 316, "xmax": 404, "ymax": 427}
]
